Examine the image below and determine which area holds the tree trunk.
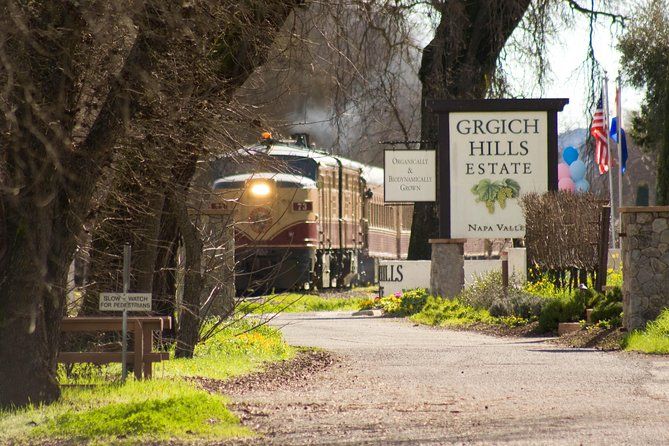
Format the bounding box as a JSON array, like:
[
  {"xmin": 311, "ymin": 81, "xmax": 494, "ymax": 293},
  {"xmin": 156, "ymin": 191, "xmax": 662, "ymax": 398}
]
[
  {"xmin": 0, "ymin": 288, "xmax": 64, "ymax": 407},
  {"xmin": 408, "ymin": 0, "xmax": 531, "ymax": 259},
  {"xmin": 173, "ymin": 193, "xmax": 205, "ymax": 358},
  {"xmin": 152, "ymin": 194, "xmax": 180, "ymax": 320},
  {"xmin": 0, "ymin": 212, "xmax": 65, "ymax": 407},
  {"xmin": 0, "ymin": 1, "xmax": 169, "ymax": 408}
]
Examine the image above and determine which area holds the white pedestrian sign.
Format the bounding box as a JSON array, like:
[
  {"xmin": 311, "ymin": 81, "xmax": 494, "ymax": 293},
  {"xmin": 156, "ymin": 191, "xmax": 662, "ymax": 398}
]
[{"xmin": 99, "ymin": 292, "xmax": 152, "ymax": 312}]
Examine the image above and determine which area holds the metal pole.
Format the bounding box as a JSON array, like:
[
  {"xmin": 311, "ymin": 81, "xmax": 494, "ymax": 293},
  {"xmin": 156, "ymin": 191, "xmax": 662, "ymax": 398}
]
[
  {"xmin": 603, "ymin": 74, "xmax": 617, "ymax": 249},
  {"xmin": 616, "ymin": 75, "xmax": 624, "ymax": 212},
  {"xmin": 123, "ymin": 244, "xmax": 131, "ymax": 294},
  {"xmin": 121, "ymin": 244, "xmax": 131, "ymax": 382}
]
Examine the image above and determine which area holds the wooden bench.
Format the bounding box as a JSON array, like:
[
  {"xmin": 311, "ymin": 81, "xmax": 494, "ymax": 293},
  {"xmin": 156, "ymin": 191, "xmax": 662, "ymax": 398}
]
[{"xmin": 59, "ymin": 316, "xmax": 172, "ymax": 379}]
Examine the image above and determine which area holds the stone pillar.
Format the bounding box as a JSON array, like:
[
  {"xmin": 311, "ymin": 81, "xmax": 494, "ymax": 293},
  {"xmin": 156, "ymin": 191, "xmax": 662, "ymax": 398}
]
[
  {"xmin": 429, "ymin": 239, "xmax": 465, "ymax": 299},
  {"xmin": 620, "ymin": 206, "xmax": 669, "ymax": 330}
]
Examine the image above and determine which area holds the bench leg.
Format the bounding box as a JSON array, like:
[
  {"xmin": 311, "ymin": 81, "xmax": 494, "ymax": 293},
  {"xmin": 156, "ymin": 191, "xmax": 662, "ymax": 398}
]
[{"xmin": 134, "ymin": 320, "xmax": 143, "ymax": 380}]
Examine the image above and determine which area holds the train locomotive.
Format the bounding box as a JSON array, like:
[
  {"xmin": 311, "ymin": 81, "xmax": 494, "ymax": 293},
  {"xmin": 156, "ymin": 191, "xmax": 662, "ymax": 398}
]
[{"xmin": 211, "ymin": 133, "xmax": 412, "ymax": 295}]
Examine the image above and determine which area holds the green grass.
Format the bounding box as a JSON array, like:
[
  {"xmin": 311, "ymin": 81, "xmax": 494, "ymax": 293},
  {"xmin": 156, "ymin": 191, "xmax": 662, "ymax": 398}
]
[
  {"xmin": 239, "ymin": 292, "xmax": 365, "ymax": 314},
  {"xmin": 0, "ymin": 381, "xmax": 251, "ymax": 446},
  {"xmin": 0, "ymin": 380, "xmax": 251, "ymax": 445},
  {"xmin": 624, "ymin": 309, "xmax": 669, "ymax": 354},
  {"xmin": 367, "ymin": 288, "xmax": 528, "ymax": 329},
  {"xmin": 0, "ymin": 320, "xmax": 292, "ymax": 445},
  {"xmin": 410, "ymin": 296, "xmax": 507, "ymax": 327},
  {"xmin": 164, "ymin": 321, "xmax": 294, "ymax": 380}
]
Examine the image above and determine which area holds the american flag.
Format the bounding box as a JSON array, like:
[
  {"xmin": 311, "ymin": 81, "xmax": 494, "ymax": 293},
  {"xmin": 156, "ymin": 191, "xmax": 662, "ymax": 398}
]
[{"xmin": 590, "ymin": 93, "xmax": 609, "ymax": 174}]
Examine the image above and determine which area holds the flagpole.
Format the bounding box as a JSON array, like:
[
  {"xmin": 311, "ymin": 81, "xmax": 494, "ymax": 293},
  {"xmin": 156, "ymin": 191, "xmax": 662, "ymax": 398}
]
[
  {"xmin": 616, "ymin": 74, "xmax": 623, "ymax": 211},
  {"xmin": 604, "ymin": 73, "xmax": 617, "ymax": 249}
]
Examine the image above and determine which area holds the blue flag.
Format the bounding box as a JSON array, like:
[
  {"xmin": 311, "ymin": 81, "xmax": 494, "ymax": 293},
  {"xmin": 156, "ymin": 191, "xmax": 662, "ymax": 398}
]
[{"xmin": 610, "ymin": 117, "xmax": 628, "ymax": 174}]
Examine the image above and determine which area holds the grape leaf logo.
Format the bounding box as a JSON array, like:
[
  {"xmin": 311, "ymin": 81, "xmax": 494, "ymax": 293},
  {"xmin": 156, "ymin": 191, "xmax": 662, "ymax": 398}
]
[{"xmin": 471, "ymin": 179, "xmax": 520, "ymax": 214}]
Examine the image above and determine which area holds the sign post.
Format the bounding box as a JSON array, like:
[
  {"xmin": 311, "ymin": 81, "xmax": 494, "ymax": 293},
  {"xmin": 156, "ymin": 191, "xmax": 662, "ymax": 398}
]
[
  {"xmin": 122, "ymin": 244, "xmax": 130, "ymax": 382},
  {"xmin": 98, "ymin": 244, "xmax": 153, "ymax": 382}
]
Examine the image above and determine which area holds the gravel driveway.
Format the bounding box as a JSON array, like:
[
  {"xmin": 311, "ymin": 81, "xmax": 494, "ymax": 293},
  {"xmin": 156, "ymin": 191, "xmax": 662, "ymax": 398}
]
[{"xmin": 227, "ymin": 312, "xmax": 669, "ymax": 445}]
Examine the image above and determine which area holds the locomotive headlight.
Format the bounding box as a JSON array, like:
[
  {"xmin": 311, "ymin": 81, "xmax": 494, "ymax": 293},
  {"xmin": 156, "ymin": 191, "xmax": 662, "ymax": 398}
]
[{"xmin": 249, "ymin": 181, "xmax": 272, "ymax": 198}]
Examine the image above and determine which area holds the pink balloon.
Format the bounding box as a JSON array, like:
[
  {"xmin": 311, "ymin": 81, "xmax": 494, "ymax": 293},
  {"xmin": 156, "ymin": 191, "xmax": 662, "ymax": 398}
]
[
  {"xmin": 557, "ymin": 162, "xmax": 571, "ymax": 180},
  {"xmin": 558, "ymin": 177, "xmax": 575, "ymax": 192}
]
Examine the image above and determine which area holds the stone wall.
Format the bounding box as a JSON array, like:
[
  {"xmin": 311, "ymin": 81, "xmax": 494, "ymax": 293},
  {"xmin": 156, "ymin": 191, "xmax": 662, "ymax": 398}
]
[{"xmin": 620, "ymin": 206, "xmax": 669, "ymax": 330}]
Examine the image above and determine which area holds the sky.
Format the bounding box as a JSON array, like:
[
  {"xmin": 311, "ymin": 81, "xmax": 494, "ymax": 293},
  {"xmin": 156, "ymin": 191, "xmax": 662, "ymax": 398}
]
[{"xmin": 504, "ymin": 6, "xmax": 642, "ymax": 133}]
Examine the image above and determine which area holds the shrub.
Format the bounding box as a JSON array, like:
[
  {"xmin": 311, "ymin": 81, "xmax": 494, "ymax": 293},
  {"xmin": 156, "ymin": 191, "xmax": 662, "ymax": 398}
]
[
  {"xmin": 460, "ymin": 270, "xmax": 544, "ymax": 319},
  {"xmin": 488, "ymin": 299, "xmax": 511, "ymax": 317},
  {"xmin": 523, "ymin": 271, "xmax": 572, "ymax": 299},
  {"xmin": 379, "ymin": 288, "xmax": 429, "ymax": 316},
  {"xmin": 500, "ymin": 315, "xmax": 528, "ymax": 327},
  {"xmin": 411, "ymin": 296, "xmax": 496, "ymax": 326},
  {"xmin": 537, "ymin": 288, "xmax": 590, "ymax": 332},
  {"xmin": 507, "ymin": 289, "xmax": 545, "ymax": 319},
  {"xmin": 521, "ymin": 192, "xmax": 601, "ymax": 274},
  {"xmin": 398, "ymin": 288, "xmax": 430, "ymax": 315},
  {"xmin": 459, "ymin": 270, "xmax": 504, "ymax": 310},
  {"xmin": 537, "ymin": 298, "xmax": 564, "ymax": 332},
  {"xmin": 573, "ymin": 288, "xmax": 592, "ymax": 309},
  {"xmin": 607, "ymin": 267, "xmax": 623, "ymax": 287},
  {"xmin": 589, "ymin": 287, "xmax": 623, "ymax": 326},
  {"xmin": 379, "ymin": 293, "xmax": 402, "ymax": 315},
  {"xmin": 358, "ymin": 298, "xmax": 377, "ymax": 310}
]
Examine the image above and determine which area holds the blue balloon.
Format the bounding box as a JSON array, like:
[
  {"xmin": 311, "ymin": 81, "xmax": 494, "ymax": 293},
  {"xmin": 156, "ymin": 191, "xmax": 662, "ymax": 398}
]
[
  {"xmin": 569, "ymin": 159, "xmax": 586, "ymax": 181},
  {"xmin": 575, "ymin": 178, "xmax": 590, "ymax": 193},
  {"xmin": 562, "ymin": 146, "xmax": 579, "ymax": 165}
]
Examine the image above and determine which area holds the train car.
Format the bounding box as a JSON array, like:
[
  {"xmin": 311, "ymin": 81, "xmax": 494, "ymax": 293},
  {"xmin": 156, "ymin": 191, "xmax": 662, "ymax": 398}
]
[{"xmin": 211, "ymin": 133, "xmax": 412, "ymax": 295}]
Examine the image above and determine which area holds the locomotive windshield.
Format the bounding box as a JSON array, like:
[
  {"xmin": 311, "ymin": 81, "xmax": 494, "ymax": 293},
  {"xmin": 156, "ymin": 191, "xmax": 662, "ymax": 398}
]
[{"xmin": 215, "ymin": 154, "xmax": 318, "ymax": 181}]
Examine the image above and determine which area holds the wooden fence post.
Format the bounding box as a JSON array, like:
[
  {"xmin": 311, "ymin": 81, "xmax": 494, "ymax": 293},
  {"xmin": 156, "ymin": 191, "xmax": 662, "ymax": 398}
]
[{"xmin": 595, "ymin": 205, "xmax": 611, "ymax": 292}]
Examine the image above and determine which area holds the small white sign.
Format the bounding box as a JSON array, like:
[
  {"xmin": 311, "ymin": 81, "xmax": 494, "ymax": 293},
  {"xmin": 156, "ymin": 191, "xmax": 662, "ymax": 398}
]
[
  {"xmin": 378, "ymin": 260, "xmax": 431, "ymax": 296},
  {"xmin": 99, "ymin": 292, "xmax": 152, "ymax": 311},
  {"xmin": 384, "ymin": 150, "xmax": 436, "ymax": 202}
]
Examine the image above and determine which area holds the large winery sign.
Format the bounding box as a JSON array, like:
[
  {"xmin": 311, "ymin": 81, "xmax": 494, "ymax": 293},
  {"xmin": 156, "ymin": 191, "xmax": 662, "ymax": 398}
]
[
  {"xmin": 450, "ymin": 111, "xmax": 547, "ymax": 238},
  {"xmin": 428, "ymin": 99, "xmax": 568, "ymax": 239}
]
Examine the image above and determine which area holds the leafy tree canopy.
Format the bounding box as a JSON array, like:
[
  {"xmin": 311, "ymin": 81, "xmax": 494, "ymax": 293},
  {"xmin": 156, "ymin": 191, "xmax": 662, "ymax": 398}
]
[{"xmin": 619, "ymin": 0, "xmax": 669, "ymax": 154}]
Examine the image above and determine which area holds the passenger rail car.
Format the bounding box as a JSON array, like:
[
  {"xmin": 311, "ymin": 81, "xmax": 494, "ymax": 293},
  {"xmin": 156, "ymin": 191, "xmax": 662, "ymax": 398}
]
[{"xmin": 212, "ymin": 134, "xmax": 411, "ymax": 295}]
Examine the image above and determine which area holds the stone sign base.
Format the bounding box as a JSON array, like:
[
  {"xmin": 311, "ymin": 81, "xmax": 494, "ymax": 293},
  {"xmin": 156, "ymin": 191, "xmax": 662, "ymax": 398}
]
[
  {"xmin": 429, "ymin": 239, "xmax": 465, "ymax": 299},
  {"xmin": 621, "ymin": 206, "xmax": 669, "ymax": 330}
]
